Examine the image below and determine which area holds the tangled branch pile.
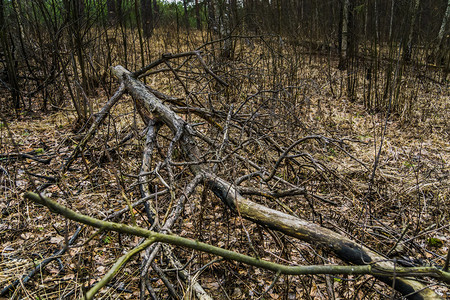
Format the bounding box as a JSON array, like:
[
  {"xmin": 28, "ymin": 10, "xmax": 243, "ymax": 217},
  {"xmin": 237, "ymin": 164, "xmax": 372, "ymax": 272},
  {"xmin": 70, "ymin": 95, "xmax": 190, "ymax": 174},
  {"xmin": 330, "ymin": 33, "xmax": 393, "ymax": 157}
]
[{"xmin": 2, "ymin": 38, "xmax": 449, "ymax": 299}]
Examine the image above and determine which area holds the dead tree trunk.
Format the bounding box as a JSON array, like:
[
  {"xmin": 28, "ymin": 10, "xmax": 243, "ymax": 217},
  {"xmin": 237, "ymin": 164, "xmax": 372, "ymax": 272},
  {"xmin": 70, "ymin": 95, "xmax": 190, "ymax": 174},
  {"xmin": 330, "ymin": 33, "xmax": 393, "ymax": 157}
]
[{"xmin": 110, "ymin": 65, "xmax": 441, "ymax": 300}]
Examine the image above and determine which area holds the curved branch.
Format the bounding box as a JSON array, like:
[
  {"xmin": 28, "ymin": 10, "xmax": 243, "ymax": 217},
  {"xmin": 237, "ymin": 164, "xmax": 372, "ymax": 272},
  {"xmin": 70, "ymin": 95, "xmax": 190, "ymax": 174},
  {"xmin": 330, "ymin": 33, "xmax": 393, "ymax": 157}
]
[
  {"xmin": 24, "ymin": 192, "xmax": 450, "ymax": 289},
  {"xmin": 263, "ymin": 135, "xmax": 329, "ymax": 182}
]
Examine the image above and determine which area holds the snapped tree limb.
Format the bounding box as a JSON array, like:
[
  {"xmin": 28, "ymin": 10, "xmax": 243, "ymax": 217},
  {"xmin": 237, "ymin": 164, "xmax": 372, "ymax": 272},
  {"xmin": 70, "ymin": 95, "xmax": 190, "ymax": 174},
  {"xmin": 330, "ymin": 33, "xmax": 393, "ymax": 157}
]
[{"xmin": 109, "ymin": 65, "xmax": 443, "ymax": 299}]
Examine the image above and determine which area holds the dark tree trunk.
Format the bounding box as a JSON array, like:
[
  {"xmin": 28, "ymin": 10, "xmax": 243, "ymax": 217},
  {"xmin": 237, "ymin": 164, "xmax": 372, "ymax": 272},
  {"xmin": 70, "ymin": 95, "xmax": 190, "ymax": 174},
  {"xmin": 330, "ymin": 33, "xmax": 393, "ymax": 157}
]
[
  {"xmin": 63, "ymin": 0, "xmax": 91, "ymax": 123},
  {"xmin": 183, "ymin": 0, "xmax": 189, "ymax": 31},
  {"xmin": 244, "ymin": 0, "xmax": 255, "ymax": 32},
  {"xmin": 195, "ymin": 0, "xmax": 201, "ymax": 30},
  {"xmin": 338, "ymin": 0, "xmax": 349, "ymax": 69},
  {"xmin": 0, "ymin": 0, "xmax": 20, "ymax": 109},
  {"xmin": 107, "ymin": 0, "xmax": 116, "ymax": 23},
  {"xmin": 230, "ymin": 0, "xmax": 238, "ymax": 29},
  {"xmin": 153, "ymin": 0, "xmax": 159, "ymax": 28},
  {"xmin": 403, "ymin": 0, "xmax": 420, "ymax": 62},
  {"xmin": 141, "ymin": 0, "xmax": 154, "ymax": 37},
  {"xmin": 435, "ymin": 0, "xmax": 450, "ymax": 65},
  {"xmin": 207, "ymin": 0, "xmax": 216, "ymax": 33}
]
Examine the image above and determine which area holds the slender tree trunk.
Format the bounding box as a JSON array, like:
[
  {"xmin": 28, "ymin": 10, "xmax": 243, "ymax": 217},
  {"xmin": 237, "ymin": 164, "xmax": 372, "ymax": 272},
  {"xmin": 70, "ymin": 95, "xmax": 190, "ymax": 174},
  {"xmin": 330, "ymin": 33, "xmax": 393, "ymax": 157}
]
[
  {"xmin": 117, "ymin": 0, "xmax": 123, "ymax": 24},
  {"xmin": 0, "ymin": 0, "xmax": 20, "ymax": 109},
  {"xmin": 107, "ymin": 0, "xmax": 116, "ymax": 24},
  {"xmin": 153, "ymin": 0, "xmax": 158, "ymax": 28},
  {"xmin": 374, "ymin": 0, "xmax": 379, "ymax": 42},
  {"xmin": 346, "ymin": 0, "xmax": 357, "ymax": 101},
  {"xmin": 436, "ymin": 0, "xmax": 450, "ymax": 63},
  {"xmin": 389, "ymin": 0, "xmax": 395, "ymax": 41},
  {"xmin": 221, "ymin": 0, "xmax": 233, "ymax": 58},
  {"xmin": 134, "ymin": 0, "xmax": 145, "ymax": 76},
  {"xmin": 364, "ymin": 0, "xmax": 368, "ymax": 38},
  {"xmin": 63, "ymin": 0, "xmax": 91, "ymax": 124},
  {"xmin": 182, "ymin": 0, "xmax": 189, "ymax": 32},
  {"xmin": 230, "ymin": 0, "xmax": 238, "ymax": 30},
  {"xmin": 195, "ymin": 0, "xmax": 201, "ymax": 30},
  {"xmin": 277, "ymin": 0, "xmax": 282, "ymax": 35},
  {"xmin": 141, "ymin": 0, "xmax": 154, "ymax": 37},
  {"xmin": 207, "ymin": 0, "xmax": 216, "ymax": 33},
  {"xmin": 244, "ymin": 0, "xmax": 255, "ymax": 33},
  {"xmin": 403, "ymin": 0, "xmax": 420, "ymax": 62},
  {"xmin": 339, "ymin": 0, "xmax": 349, "ymax": 69}
]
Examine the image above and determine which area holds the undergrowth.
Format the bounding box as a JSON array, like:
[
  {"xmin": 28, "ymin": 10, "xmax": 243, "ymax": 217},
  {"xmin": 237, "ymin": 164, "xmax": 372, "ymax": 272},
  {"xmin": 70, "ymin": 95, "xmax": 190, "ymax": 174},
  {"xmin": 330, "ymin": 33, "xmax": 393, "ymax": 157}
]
[{"xmin": 0, "ymin": 33, "xmax": 449, "ymax": 299}]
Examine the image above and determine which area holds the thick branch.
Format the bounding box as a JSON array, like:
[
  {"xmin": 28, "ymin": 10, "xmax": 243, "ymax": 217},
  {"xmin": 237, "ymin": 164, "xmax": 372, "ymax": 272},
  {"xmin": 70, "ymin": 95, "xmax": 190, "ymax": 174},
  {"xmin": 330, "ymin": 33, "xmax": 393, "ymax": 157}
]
[
  {"xmin": 110, "ymin": 65, "xmax": 442, "ymax": 299},
  {"xmin": 24, "ymin": 192, "xmax": 450, "ymax": 286}
]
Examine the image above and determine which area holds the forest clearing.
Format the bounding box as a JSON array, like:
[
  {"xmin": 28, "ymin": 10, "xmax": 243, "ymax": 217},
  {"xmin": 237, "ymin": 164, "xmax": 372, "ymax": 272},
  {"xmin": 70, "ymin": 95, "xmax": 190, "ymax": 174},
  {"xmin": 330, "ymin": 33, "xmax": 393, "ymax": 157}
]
[{"xmin": 1, "ymin": 0, "xmax": 449, "ymax": 299}]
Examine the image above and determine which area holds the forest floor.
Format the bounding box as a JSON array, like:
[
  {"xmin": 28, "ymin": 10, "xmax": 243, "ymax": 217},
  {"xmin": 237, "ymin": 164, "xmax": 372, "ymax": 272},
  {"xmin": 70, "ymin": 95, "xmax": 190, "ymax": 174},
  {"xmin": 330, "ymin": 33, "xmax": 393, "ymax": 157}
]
[{"xmin": 1, "ymin": 44, "xmax": 449, "ymax": 299}]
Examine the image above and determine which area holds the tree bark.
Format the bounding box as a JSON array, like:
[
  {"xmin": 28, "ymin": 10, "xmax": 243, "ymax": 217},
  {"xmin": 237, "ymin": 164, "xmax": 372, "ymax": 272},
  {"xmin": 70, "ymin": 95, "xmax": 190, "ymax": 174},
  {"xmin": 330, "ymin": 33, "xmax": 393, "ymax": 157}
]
[
  {"xmin": 435, "ymin": 0, "xmax": 450, "ymax": 64},
  {"xmin": 338, "ymin": 0, "xmax": 349, "ymax": 69},
  {"xmin": 110, "ymin": 65, "xmax": 441, "ymax": 300},
  {"xmin": 389, "ymin": 0, "xmax": 395, "ymax": 41},
  {"xmin": 437, "ymin": 0, "xmax": 450, "ymax": 49},
  {"xmin": 141, "ymin": 0, "xmax": 154, "ymax": 37},
  {"xmin": 0, "ymin": 0, "xmax": 21, "ymax": 109},
  {"xmin": 195, "ymin": 0, "xmax": 201, "ymax": 30},
  {"xmin": 403, "ymin": 0, "xmax": 420, "ymax": 62}
]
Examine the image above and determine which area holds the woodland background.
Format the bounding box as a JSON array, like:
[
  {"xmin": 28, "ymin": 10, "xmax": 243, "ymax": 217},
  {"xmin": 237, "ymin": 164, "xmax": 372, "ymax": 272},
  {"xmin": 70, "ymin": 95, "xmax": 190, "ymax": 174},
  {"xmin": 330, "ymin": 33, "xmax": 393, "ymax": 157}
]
[{"xmin": 0, "ymin": 0, "xmax": 449, "ymax": 299}]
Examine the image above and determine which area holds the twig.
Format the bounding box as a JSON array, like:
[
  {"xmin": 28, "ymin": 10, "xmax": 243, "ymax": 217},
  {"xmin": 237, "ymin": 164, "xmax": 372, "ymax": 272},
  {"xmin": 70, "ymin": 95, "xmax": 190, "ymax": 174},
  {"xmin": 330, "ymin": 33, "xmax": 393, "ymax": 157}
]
[
  {"xmin": 386, "ymin": 223, "xmax": 411, "ymax": 257},
  {"xmin": 0, "ymin": 226, "xmax": 83, "ymax": 296},
  {"xmin": 62, "ymin": 83, "xmax": 125, "ymax": 174},
  {"xmin": 133, "ymin": 51, "xmax": 200, "ymax": 78},
  {"xmin": 194, "ymin": 52, "xmax": 228, "ymax": 86},
  {"xmin": 84, "ymin": 238, "xmax": 156, "ymax": 300},
  {"xmin": 151, "ymin": 262, "xmax": 180, "ymax": 299},
  {"xmin": 0, "ymin": 152, "xmax": 52, "ymax": 164},
  {"xmin": 258, "ymin": 271, "xmax": 281, "ymax": 299},
  {"xmin": 104, "ymin": 190, "xmax": 168, "ymax": 221},
  {"xmin": 264, "ymin": 135, "xmax": 330, "ymax": 182}
]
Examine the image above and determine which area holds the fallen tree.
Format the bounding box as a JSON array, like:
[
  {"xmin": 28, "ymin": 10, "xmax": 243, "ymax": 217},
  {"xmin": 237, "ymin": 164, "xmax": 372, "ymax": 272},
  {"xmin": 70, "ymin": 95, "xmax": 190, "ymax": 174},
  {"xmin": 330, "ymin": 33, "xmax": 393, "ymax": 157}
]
[
  {"xmin": 21, "ymin": 61, "xmax": 447, "ymax": 299},
  {"xmin": 111, "ymin": 65, "xmax": 444, "ymax": 299}
]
